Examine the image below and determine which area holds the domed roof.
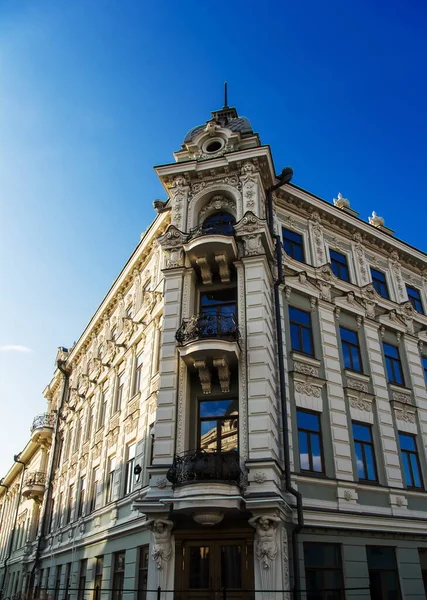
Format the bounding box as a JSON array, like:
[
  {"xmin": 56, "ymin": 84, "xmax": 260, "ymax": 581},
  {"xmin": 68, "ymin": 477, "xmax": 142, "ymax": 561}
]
[{"xmin": 183, "ymin": 108, "xmax": 253, "ymax": 144}]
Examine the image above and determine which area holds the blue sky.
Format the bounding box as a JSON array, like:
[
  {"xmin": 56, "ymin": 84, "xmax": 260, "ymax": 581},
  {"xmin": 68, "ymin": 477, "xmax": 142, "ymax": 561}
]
[{"xmin": 1, "ymin": 0, "xmax": 426, "ymax": 476}]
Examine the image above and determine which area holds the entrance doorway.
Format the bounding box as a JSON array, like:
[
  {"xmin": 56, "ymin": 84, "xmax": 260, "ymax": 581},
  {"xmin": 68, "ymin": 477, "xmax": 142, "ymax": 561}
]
[{"xmin": 175, "ymin": 536, "xmax": 254, "ymax": 600}]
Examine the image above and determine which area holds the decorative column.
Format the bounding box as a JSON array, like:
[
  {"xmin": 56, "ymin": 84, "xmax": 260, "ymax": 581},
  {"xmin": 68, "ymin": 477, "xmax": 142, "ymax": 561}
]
[
  {"xmin": 308, "ymin": 211, "xmax": 326, "ymax": 267},
  {"xmin": 249, "ymin": 514, "xmax": 290, "ymax": 600},
  {"xmin": 146, "ymin": 519, "xmax": 174, "ymax": 600},
  {"xmin": 168, "ymin": 175, "xmax": 190, "ymax": 230}
]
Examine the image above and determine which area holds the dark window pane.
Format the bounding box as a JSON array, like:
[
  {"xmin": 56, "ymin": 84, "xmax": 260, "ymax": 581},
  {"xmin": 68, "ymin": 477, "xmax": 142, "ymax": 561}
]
[
  {"xmin": 383, "ymin": 343, "xmax": 399, "ymax": 359},
  {"xmin": 310, "ymin": 434, "xmax": 323, "ymax": 472},
  {"xmin": 299, "ymin": 431, "xmax": 310, "ymax": 470},
  {"xmin": 200, "ymin": 400, "xmax": 236, "ymax": 418},
  {"xmin": 302, "ymin": 327, "xmax": 314, "ymax": 355},
  {"xmin": 221, "ymin": 546, "xmax": 242, "ymax": 589},
  {"xmin": 283, "ymin": 228, "xmax": 305, "ymax": 262},
  {"xmin": 399, "ymin": 434, "xmax": 416, "ymax": 451},
  {"xmin": 366, "ymin": 546, "xmax": 397, "ymax": 569},
  {"xmin": 189, "ymin": 547, "xmax": 210, "ymax": 589},
  {"xmin": 364, "ymin": 445, "xmax": 376, "ymax": 481},
  {"xmin": 350, "ymin": 346, "xmax": 361, "ymax": 372},
  {"xmin": 290, "ymin": 306, "xmax": 311, "ymax": 326},
  {"xmin": 407, "ymin": 286, "xmax": 424, "ymax": 314},
  {"xmin": 355, "ymin": 442, "xmax": 366, "ymax": 479},
  {"xmin": 342, "ymin": 343, "xmax": 351, "ymax": 369},
  {"xmin": 297, "ymin": 411, "xmax": 320, "ymax": 432},
  {"xmin": 330, "ymin": 250, "xmax": 350, "ymax": 281},
  {"xmin": 340, "ymin": 327, "xmax": 357, "ymax": 344},
  {"xmin": 401, "ymin": 452, "xmax": 413, "ymax": 487},
  {"xmin": 410, "ymin": 454, "xmax": 422, "ymax": 488},
  {"xmin": 353, "ymin": 424, "xmax": 372, "ymax": 443},
  {"xmin": 290, "ymin": 322, "xmax": 301, "ymax": 351}
]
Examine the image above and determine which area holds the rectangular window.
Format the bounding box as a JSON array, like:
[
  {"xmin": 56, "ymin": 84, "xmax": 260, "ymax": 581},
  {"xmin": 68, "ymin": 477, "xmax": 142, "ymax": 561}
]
[
  {"xmin": 63, "ymin": 563, "xmax": 71, "ymax": 600},
  {"xmin": 54, "ymin": 566, "xmax": 61, "ymax": 600},
  {"xmin": 407, "ymin": 285, "xmax": 424, "ymax": 314},
  {"xmin": 74, "ymin": 415, "xmax": 82, "ymax": 452},
  {"xmin": 137, "ymin": 546, "xmax": 149, "ymax": 600},
  {"xmin": 149, "ymin": 423, "xmax": 155, "ymax": 466},
  {"xmin": 65, "ymin": 484, "xmax": 74, "ymax": 524},
  {"xmin": 89, "ymin": 468, "xmax": 99, "ymax": 513},
  {"xmin": 77, "ymin": 559, "xmax": 87, "ymax": 600},
  {"xmin": 106, "ymin": 457, "xmax": 116, "ymax": 504},
  {"xmin": 126, "ymin": 304, "xmax": 134, "ymax": 319},
  {"xmin": 66, "ymin": 428, "xmax": 73, "ymax": 461},
  {"xmin": 340, "ymin": 327, "xmax": 362, "ymax": 372},
  {"xmin": 297, "ymin": 410, "xmax": 323, "ymax": 473},
  {"xmin": 330, "ymin": 249, "xmax": 350, "ymax": 282},
  {"xmin": 371, "ymin": 268, "xmax": 389, "ymax": 299},
  {"xmin": 304, "ymin": 543, "xmax": 344, "ymax": 600},
  {"xmin": 114, "ymin": 373, "xmax": 126, "ymax": 413},
  {"xmin": 134, "ymin": 354, "xmax": 143, "ymax": 395},
  {"xmin": 367, "ymin": 546, "xmax": 401, "ymax": 600},
  {"xmin": 199, "ymin": 399, "xmax": 239, "ymax": 452},
  {"xmin": 94, "ymin": 557, "xmax": 103, "ymax": 600},
  {"xmin": 48, "ymin": 498, "xmax": 55, "ymax": 533},
  {"xmin": 111, "ymin": 552, "xmax": 125, "ymax": 600},
  {"xmin": 289, "ymin": 307, "xmax": 314, "ymax": 356},
  {"xmin": 399, "ymin": 433, "xmax": 423, "ymax": 489},
  {"xmin": 77, "ymin": 476, "xmax": 86, "ymax": 518},
  {"xmin": 419, "ymin": 549, "xmax": 427, "ymax": 597},
  {"xmin": 86, "ymin": 407, "xmax": 94, "ymax": 442},
  {"xmin": 98, "ymin": 391, "xmax": 107, "ymax": 430},
  {"xmin": 352, "ymin": 422, "xmax": 377, "ymax": 482},
  {"xmin": 124, "ymin": 443, "xmax": 136, "ymax": 496},
  {"xmin": 422, "ymin": 356, "xmax": 427, "ymax": 382},
  {"xmin": 383, "ymin": 342, "xmax": 404, "ymax": 385},
  {"xmin": 56, "ymin": 491, "xmax": 64, "ymax": 529},
  {"xmin": 282, "ymin": 228, "xmax": 305, "ymax": 262}
]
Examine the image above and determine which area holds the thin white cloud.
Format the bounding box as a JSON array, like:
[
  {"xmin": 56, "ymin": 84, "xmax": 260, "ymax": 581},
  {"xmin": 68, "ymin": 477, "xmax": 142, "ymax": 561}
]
[{"xmin": 0, "ymin": 345, "xmax": 33, "ymax": 353}]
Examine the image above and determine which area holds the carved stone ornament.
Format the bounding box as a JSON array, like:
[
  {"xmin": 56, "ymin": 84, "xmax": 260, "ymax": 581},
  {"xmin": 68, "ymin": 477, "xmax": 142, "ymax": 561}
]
[
  {"xmin": 215, "ymin": 253, "xmax": 231, "ymax": 283},
  {"xmin": 242, "ymin": 233, "xmax": 263, "ymax": 257},
  {"xmin": 199, "ymin": 195, "xmax": 236, "ymax": 222},
  {"xmin": 394, "ymin": 406, "xmax": 416, "ymax": 423},
  {"xmin": 343, "ymin": 490, "xmax": 353, "ymax": 501},
  {"xmin": 156, "ymin": 477, "xmax": 168, "ymax": 489},
  {"xmin": 347, "ymin": 378, "xmax": 369, "ymax": 393},
  {"xmin": 368, "ymin": 211, "xmax": 385, "ymax": 228},
  {"xmin": 148, "ymin": 519, "xmax": 174, "ymax": 571},
  {"xmin": 392, "ymin": 391, "xmax": 411, "ymax": 404},
  {"xmin": 249, "ymin": 515, "xmax": 281, "ymax": 596},
  {"xmin": 78, "ymin": 375, "xmax": 90, "ymax": 397},
  {"xmin": 253, "ymin": 472, "xmax": 267, "ymax": 484},
  {"xmin": 157, "ymin": 225, "xmax": 187, "ymax": 250},
  {"xmin": 294, "ymin": 362, "xmax": 320, "ymax": 378},
  {"xmin": 213, "ymin": 357, "xmax": 231, "ymax": 393},
  {"xmin": 122, "ymin": 317, "xmax": 135, "ymax": 343},
  {"xmin": 165, "ymin": 248, "xmax": 184, "ymax": 269},
  {"xmin": 124, "ymin": 410, "xmax": 139, "ymax": 434},
  {"xmin": 395, "ymin": 496, "xmax": 405, "ymax": 507},
  {"xmin": 92, "ymin": 443, "xmax": 102, "ymax": 460},
  {"xmin": 348, "ymin": 395, "xmax": 372, "ymax": 412},
  {"xmin": 234, "ymin": 211, "xmax": 264, "ymax": 236},
  {"xmin": 294, "ymin": 381, "xmax": 322, "ymax": 398},
  {"xmin": 333, "ymin": 193, "xmax": 350, "ymax": 209},
  {"xmin": 194, "ymin": 360, "xmax": 212, "ymax": 394}
]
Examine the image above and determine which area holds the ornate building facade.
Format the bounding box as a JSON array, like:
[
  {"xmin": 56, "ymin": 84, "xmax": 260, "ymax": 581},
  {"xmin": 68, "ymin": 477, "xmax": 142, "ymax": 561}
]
[{"xmin": 1, "ymin": 104, "xmax": 427, "ymax": 600}]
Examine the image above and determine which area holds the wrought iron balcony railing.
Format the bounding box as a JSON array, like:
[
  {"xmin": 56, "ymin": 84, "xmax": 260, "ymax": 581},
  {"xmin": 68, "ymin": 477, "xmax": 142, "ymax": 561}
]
[
  {"xmin": 24, "ymin": 471, "xmax": 47, "ymax": 486},
  {"xmin": 175, "ymin": 313, "xmax": 240, "ymax": 345},
  {"xmin": 187, "ymin": 220, "xmax": 235, "ymax": 241},
  {"xmin": 31, "ymin": 412, "xmax": 55, "ymax": 433},
  {"xmin": 166, "ymin": 450, "xmax": 242, "ymax": 486}
]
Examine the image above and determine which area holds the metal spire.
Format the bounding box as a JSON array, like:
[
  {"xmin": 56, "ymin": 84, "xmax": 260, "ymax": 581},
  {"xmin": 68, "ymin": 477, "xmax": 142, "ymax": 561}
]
[{"xmin": 223, "ymin": 81, "xmax": 228, "ymax": 108}]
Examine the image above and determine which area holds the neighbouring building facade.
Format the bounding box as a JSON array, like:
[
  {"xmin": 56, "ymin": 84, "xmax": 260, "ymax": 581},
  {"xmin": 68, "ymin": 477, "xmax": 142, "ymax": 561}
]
[{"xmin": 1, "ymin": 103, "xmax": 427, "ymax": 600}]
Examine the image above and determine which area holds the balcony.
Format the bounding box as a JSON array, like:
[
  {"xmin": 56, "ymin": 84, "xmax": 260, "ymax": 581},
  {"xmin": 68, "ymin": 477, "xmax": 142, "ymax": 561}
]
[
  {"xmin": 166, "ymin": 451, "xmax": 243, "ymax": 516},
  {"xmin": 22, "ymin": 471, "xmax": 47, "ymax": 500},
  {"xmin": 31, "ymin": 412, "xmax": 55, "ymax": 443},
  {"xmin": 176, "ymin": 314, "xmax": 241, "ymax": 387},
  {"xmin": 167, "ymin": 450, "xmax": 242, "ymax": 485},
  {"xmin": 183, "ymin": 221, "xmax": 238, "ymax": 284}
]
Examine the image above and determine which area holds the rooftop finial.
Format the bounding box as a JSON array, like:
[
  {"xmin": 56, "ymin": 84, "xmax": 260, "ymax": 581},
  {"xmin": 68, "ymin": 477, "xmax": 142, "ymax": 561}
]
[{"xmin": 224, "ymin": 81, "xmax": 228, "ymax": 108}]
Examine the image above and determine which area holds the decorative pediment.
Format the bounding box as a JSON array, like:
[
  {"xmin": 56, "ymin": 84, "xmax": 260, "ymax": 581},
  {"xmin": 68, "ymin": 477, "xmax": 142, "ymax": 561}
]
[
  {"xmin": 284, "ymin": 271, "xmax": 320, "ymax": 298},
  {"xmin": 157, "ymin": 225, "xmax": 187, "ymax": 249},
  {"xmin": 234, "ymin": 211, "xmax": 265, "ymax": 236}
]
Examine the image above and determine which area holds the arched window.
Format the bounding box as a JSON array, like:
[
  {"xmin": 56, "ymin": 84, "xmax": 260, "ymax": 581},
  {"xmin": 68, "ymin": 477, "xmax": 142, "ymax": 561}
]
[{"xmin": 202, "ymin": 211, "xmax": 235, "ymax": 236}]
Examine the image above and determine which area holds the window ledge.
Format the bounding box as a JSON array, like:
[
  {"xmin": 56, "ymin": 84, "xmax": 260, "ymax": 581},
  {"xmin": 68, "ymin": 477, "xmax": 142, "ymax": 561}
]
[
  {"xmin": 290, "ymin": 352, "xmax": 321, "ymax": 367},
  {"xmin": 344, "ymin": 370, "xmax": 370, "ymax": 383}
]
